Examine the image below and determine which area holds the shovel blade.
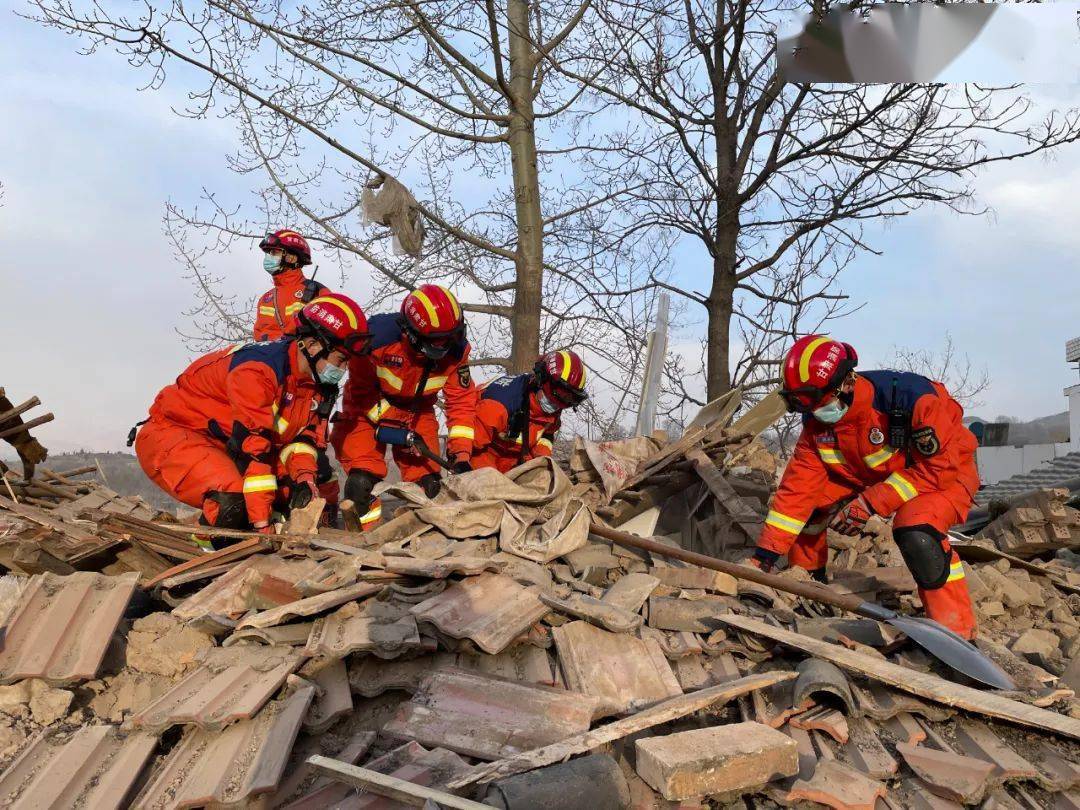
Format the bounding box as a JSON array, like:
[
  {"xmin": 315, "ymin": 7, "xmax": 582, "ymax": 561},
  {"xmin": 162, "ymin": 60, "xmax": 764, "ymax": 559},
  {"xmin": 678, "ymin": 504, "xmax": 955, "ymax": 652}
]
[{"xmin": 885, "ymin": 613, "xmax": 1016, "ymax": 691}]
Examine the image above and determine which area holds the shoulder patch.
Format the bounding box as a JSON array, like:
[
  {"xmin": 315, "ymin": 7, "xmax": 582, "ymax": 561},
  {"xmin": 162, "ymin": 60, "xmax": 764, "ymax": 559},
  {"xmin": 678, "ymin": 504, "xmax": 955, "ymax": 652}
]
[
  {"xmin": 457, "ymin": 365, "xmax": 472, "ymax": 387},
  {"xmin": 912, "ymin": 426, "xmax": 940, "ymax": 456},
  {"xmin": 227, "ymin": 340, "xmax": 290, "ymax": 385}
]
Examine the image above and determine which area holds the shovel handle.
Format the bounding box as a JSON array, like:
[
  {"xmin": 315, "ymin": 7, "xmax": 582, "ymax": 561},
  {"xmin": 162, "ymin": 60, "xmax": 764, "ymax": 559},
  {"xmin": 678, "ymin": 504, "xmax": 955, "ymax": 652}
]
[
  {"xmin": 411, "ymin": 435, "xmax": 455, "ymax": 472},
  {"xmin": 589, "ymin": 522, "xmax": 866, "ymax": 614}
]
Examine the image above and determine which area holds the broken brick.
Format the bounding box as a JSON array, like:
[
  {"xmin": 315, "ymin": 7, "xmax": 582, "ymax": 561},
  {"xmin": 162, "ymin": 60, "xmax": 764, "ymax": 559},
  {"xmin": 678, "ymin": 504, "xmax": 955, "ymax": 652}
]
[{"xmin": 786, "ymin": 759, "xmax": 887, "ymax": 810}]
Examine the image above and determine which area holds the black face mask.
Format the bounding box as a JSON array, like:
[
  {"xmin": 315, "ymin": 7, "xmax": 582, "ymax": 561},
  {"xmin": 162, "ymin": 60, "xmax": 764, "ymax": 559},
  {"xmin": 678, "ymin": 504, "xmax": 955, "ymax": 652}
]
[{"xmin": 838, "ymin": 388, "xmax": 855, "ymax": 407}]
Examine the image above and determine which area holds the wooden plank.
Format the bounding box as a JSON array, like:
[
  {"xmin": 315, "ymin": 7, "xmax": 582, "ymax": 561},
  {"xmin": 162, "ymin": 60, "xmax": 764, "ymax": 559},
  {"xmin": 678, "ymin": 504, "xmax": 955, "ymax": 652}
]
[
  {"xmin": 717, "ymin": 614, "xmax": 1080, "ymax": 742},
  {"xmin": 306, "ymin": 756, "xmax": 490, "ymax": 809},
  {"xmin": 685, "ymin": 447, "xmax": 762, "ymax": 542},
  {"xmin": 0, "ymin": 494, "xmax": 98, "ymax": 542},
  {"xmin": 447, "ymin": 671, "xmax": 795, "ymax": 788},
  {"xmin": 143, "ymin": 536, "xmax": 272, "ymax": 589},
  {"xmin": 728, "ymin": 390, "xmax": 786, "ymax": 436}
]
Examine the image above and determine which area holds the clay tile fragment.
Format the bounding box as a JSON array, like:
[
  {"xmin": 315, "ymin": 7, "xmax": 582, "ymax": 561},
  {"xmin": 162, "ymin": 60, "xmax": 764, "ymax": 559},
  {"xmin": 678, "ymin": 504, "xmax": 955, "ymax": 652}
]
[
  {"xmin": 790, "ymin": 705, "xmax": 850, "ymax": 744},
  {"xmin": 792, "ymin": 658, "xmax": 856, "ymax": 716},
  {"xmin": 895, "ymin": 743, "xmax": 998, "ymax": 805},
  {"xmin": 786, "ymin": 759, "xmax": 887, "ymax": 810}
]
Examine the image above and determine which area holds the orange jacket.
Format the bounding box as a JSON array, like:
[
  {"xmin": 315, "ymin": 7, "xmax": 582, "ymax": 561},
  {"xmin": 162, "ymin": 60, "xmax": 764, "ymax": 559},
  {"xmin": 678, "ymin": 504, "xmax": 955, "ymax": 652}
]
[
  {"xmin": 147, "ymin": 340, "xmax": 328, "ymax": 523},
  {"xmin": 253, "ymin": 269, "xmax": 328, "ymax": 341},
  {"xmin": 760, "ymin": 371, "xmax": 978, "ymax": 556},
  {"xmin": 473, "ymin": 373, "xmax": 559, "ymax": 462},
  {"xmin": 335, "ymin": 314, "xmax": 479, "ymax": 469}
]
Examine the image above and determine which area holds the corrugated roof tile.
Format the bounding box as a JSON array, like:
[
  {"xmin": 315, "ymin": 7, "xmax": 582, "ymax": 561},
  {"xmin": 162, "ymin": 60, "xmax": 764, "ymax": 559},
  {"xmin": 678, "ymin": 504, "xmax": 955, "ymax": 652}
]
[
  {"xmin": 383, "ymin": 667, "xmax": 597, "ymax": 761},
  {"xmin": 131, "ymin": 645, "xmax": 304, "ymax": 732},
  {"xmin": 133, "ymin": 682, "xmax": 314, "ymax": 809},
  {"xmin": 410, "ymin": 572, "xmax": 549, "ymax": 655},
  {"xmin": 0, "ymin": 571, "xmax": 139, "ymax": 685},
  {"xmin": 0, "ymin": 725, "xmax": 157, "ymax": 810}
]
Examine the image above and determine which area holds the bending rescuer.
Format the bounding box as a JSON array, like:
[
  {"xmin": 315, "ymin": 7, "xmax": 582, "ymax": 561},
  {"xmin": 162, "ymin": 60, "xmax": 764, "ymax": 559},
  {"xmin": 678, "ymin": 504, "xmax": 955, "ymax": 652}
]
[{"xmin": 751, "ymin": 335, "xmax": 979, "ymax": 639}]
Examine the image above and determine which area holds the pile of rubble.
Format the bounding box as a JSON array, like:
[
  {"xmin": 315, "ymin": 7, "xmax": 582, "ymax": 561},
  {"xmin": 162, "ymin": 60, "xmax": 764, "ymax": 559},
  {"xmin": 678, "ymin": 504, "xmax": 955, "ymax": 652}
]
[{"xmin": 0, "ymin": 391, "xmax": 1079, "ymax": 809}]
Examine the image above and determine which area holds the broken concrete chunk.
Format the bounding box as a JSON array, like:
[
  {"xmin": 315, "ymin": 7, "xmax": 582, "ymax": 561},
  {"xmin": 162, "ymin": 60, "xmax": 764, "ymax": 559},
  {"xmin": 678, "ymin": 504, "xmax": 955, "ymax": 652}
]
[
  {"xmin": 1010, "ymin": 628, "xmax": 1061, "ymax": 659},
  {"xmin": 635, "ymin": 722, "xmax": 798, "ymax": 800},
  {"xmin": 26, "ymin": 680, "xmax": 73, "ymax": 725},
  {"xmin": 126, "ymin": 612, "xmax": 216, "ymax": 678}
]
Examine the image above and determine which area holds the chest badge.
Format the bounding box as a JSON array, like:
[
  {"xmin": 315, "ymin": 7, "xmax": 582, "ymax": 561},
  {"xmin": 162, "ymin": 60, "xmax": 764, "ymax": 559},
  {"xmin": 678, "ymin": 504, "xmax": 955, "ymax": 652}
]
[
  {"xmin": 868, "ymin": 427, "xmax": 885, "ymax": 446},
  {"xmin": 294, "ymin": 290, "xmax": 304, "ymax": 299}
]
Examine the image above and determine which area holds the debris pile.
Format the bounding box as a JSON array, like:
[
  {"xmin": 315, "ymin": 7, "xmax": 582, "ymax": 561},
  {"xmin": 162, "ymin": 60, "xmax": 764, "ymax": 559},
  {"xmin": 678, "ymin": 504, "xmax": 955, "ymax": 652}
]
[{"xmin": 0, "ymin": 391, "xmax": 1078, "ymax": 808}]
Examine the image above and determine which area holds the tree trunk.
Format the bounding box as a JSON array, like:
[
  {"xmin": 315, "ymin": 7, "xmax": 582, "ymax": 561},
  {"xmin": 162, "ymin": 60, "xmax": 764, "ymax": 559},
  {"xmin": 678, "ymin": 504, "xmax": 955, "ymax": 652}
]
[
  {"xmin": 705, "ymin": 250, "xmax": 736, "ymax": 400},
  {"xmin": 506, "ymin": 0, "xmax": 545, "ymax": 373}
]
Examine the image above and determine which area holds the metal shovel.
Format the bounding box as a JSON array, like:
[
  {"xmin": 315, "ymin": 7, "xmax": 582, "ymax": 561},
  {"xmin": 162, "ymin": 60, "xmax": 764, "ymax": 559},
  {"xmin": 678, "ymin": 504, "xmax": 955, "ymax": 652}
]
[{"xmin": 590, "ymin": 522, "xmax": 1016, "ymax": 691}]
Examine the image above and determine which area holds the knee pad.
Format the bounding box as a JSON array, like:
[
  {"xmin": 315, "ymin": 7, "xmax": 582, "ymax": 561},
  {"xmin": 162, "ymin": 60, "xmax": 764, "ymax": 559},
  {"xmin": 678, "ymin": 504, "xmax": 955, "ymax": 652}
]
[
  {"xmin": 202, "ymin": 491, "xmax": 248, "ymax": 530},
  {"xmin": 344, "ymin": 469, "xmax": 380, "ymax": 509},
  {"xmin": 894, "ymin": 524, "xmax": 950, "ymax": 589},
  {"xmin": 419, "ymin": 473, "xmax": 442, "ymax": 499}
]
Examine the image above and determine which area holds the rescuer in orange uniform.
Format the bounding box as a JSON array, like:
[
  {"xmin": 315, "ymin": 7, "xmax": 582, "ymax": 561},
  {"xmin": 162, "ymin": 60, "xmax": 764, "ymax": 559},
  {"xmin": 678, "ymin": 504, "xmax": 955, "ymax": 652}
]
[
  {"xmin": 134, "ymin": 294, "xmax": 371, "ymax": 549},
  {"xmin": 471, "ymin": 350, "xmax": 588, "ymax": 473},
  {"xmin": 332, "ymin": 284, "xmax": 478, "ymax": 530},
  {"xmin": 752, "ymin": 335, "xmax": 980, "ymax": 639},
  {"xmin": 253, "ymin": 229, "xmax": 329, "ymax": 342}
]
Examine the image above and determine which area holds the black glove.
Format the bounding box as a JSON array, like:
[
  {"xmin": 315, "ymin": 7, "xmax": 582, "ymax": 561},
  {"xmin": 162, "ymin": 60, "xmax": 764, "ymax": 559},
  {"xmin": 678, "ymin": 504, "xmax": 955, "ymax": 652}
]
[
  {"xmin": 289, "ymin": 477, "xmax": 317, "ymax": 510},
  {"xmin": 451, "ymin": 460, "xmax": 472, "ymax": 474}
]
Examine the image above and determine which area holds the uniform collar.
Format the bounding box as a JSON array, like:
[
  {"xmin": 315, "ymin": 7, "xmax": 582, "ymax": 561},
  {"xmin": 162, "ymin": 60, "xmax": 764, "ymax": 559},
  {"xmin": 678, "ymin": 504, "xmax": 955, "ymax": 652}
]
[
  {"xmin": 273, "ymin": 267, "xmax": 306, "ymax": 289},
  {"xmin": 841, "ymin": 375, "xmax": 875, "ymax": 424}
]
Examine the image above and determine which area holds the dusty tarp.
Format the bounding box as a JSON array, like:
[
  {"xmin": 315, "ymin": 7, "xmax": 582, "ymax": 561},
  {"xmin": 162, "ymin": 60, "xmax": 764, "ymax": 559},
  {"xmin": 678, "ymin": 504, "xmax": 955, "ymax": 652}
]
[
  {"xmin": 361, "ymin": 175, "xmax": 426, "ymax": 258},
  {"xmin": 383, "ymin": 459, "xmax": 590, "ymax": 564},
  {"xmin": 570, "ymin": 436, "xmax": 662, "ymax": 502}
]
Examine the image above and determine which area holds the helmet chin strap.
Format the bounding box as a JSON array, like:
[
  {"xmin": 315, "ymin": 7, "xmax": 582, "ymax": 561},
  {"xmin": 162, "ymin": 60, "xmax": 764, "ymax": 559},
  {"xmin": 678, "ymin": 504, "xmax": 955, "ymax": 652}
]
[{"xmin": 301, "ymin": 340, "xmax": 330, "ymax": 381}]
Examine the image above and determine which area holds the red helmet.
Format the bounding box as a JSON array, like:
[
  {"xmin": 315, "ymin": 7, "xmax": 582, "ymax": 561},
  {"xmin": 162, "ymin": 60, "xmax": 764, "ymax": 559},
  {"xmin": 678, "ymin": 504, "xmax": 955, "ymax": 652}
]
[
  {"xmin": 400, "ymin": 284, "xmax": 466, "ymax": 360},
  {"xmin": 780, "ymin": 335, "xmax": 858, "ymax": 413},
  {"xmin": 295, "ymin": 293, "xmax": 372, "ymax": 356},
  {"xmin": 260, "ymin": 229, "xmax": 312, "ymax": 266},
  {"xmin": 535, "ymin": 349, "xmax": 588, "ymax": 407}
]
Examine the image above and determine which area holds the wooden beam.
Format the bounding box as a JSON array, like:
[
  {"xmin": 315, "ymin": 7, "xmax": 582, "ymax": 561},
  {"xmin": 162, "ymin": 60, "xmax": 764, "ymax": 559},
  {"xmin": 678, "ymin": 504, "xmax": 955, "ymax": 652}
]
[
  {"xmin": 718, "ymin": 614, "xmax": 1080, "ymax": 741},
  {"xmin": 447, "ymin": 671, "xmax": 796, "ymax": 789},
  {"xmin": 684, "ymin": 447, "xmax": 763, "ymax": 542},
  {"xmin": 307, "ymin": 756, "xmax": 491, "ymax": 809},
  {"xmin": 0, "ymin": 413, "xmax": 53, "ymax": 440}
]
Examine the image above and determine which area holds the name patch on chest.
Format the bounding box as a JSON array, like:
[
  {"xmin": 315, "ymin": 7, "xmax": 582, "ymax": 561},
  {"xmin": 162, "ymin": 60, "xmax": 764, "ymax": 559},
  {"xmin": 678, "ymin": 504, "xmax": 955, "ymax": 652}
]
[{"xmin": 384, "ymin": 355, "xmax": 405, "ymax": 367}]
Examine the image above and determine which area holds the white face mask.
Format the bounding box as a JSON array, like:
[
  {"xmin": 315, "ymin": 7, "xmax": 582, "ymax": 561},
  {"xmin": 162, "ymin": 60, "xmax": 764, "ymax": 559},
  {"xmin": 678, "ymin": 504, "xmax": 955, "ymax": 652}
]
[
  {"xmin": 537, "ymin": 390, "xmax": 559, "ymax": 414},
  {"xmin": 812, "ymin": 399, "xmax": 849, "ymax": 424}
]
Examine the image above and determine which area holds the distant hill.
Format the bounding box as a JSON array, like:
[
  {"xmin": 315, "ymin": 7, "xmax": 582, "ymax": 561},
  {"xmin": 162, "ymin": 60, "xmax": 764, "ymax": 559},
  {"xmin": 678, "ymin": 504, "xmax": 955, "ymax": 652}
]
[{"xmin": 2, "ymin": 450, "xmax": 185, "ymax": 512}]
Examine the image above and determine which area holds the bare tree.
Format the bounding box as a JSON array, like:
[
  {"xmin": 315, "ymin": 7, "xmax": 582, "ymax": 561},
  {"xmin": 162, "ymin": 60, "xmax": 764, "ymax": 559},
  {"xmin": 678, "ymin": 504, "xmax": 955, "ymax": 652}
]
[
  {"xmin": 562, "ymin": 0, "xmax": 1080, "ymax": 404},
  {"xmin": 887, "ymin": 332, "xmax": 991, "ymax": 409},
  {"xmin": 30, "ymin": 0, "xmax": 664, "ymax": 400}
]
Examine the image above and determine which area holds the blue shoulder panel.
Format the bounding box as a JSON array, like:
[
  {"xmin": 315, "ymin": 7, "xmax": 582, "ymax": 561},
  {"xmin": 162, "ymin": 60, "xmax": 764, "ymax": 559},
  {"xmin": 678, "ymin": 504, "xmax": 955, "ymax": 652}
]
[
  {"xmin": 861, "ymin": 370, "xmax": 936, "ymax": 414},
  {"xmin": 368, "ymin": 314, "xmax": 403, "ymax": 351},
  {"xmin": 482, "ymin": 373, "xmax": 529, "ymax": 412},
  {"xmin": 228, "ymin": 340, "xmax": 290, "ymax": 385}
]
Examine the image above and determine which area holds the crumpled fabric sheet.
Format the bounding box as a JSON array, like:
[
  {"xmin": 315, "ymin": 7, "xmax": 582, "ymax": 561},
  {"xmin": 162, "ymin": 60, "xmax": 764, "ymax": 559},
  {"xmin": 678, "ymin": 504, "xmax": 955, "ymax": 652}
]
[
  {"xmin": 383, "ymin": 458, "xmax": 593, "ymax": 564},
  {"xmin": 569, "ymin": 436, "xmax": 662, "ymax": 503},
  {"xmin": 361, "ymin": 175, "xmax": 427, "ymax": 258}
]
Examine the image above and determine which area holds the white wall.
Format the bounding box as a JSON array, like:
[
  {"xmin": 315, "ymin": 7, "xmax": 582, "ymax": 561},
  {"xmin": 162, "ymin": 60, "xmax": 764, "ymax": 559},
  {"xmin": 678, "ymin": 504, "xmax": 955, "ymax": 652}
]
[
  {"xmin": 976, "ymin": 442, "xmax": 1072, "ymax": 486},
  {"xmin": 1068, "ymin": 383, "xmax": 1080, "ymax": 451}
]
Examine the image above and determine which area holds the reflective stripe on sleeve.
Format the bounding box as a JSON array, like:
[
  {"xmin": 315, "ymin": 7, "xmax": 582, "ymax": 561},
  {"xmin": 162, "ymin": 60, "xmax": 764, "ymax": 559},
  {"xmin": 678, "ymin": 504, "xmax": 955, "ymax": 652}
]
[
  {"xmin": 258, "ymin": 306, "xmax": 276, "ymax": 317},
  {"xmin": 271, "ymin": 403, "xmax": 289, "ymax": 434},
  {"xmin": 366, "ymin": 399, "xmax": 392, "ymax": 423},
  {"xmin": 765, "ymin": 510, "xmax": 806, "ymax": 536},
  {"xmin": 360, "ymin": 504, "xmax": 382, "ymax": 525},
  {"xmin": 376, "ymin": 366, "xmax": 404, "ymax": 391},
  {"xmin": 243, "ymin": 474, "xmax": 278, "ymax": 494},
  {"xmin": 817, "ymin": 447, "xmax": 845, "ymax": 465},
  {"xmin": 423, "ymin": 375, "xmax": 448, "ymax": 393},
  {"xmin": 280, "ymin": 442, "xmax": 318, "ymax": 464},
  {"xmin": 946, "ymin": 561, "xmax": 966, "ymax": 583},
  {"xmin": 885, "ymin": 472, "xmax": 917, "ymax": 502},
  {"xmin": 537, "ymin": 437, "xmax": 553, "ymax": 450},
  {"xmin": 863, "ymin": 448, "xmax": 895, "ymax": 469},
  {"xmin": 448, "ymin": 425, "xmax": 475, "ymax": 441},
  {"xmin": 284, "ymin": 302, "xmax": 305, "ymax": 315}
]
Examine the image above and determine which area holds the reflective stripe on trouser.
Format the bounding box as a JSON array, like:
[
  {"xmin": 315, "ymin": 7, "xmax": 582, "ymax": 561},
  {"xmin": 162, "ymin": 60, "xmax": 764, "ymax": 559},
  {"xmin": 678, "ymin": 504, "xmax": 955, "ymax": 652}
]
[{"xmin": 359, "ymin": 497, "xmax": 383, "ymax": 532}]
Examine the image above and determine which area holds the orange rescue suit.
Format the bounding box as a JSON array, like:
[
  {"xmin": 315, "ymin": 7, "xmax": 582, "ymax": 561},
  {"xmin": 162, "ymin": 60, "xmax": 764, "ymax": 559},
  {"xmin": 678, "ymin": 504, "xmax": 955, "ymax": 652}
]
[
  {"xmin": 135, "ymin": 340, "xmax": 329, "ymax": 527},
  {"xmin": 471, "ymin": 373, "xmax": 559, "ymax": 473},
  {"xmin": 332, "ymin": 313, "xmax": 479, "ymax": 482},
  {"xmin": 759, "ymin": 371, "xmax": 980, "ymax": 638},
  {"xmin": 253, "ymin": 269, "xmax": 328, "ymax": 341}
]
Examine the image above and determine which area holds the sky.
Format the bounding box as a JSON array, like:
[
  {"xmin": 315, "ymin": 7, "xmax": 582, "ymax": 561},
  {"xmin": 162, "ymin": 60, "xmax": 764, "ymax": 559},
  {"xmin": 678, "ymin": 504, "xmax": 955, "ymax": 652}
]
[{"xmin": 2, "ymin": 4, "xmax": 1079, "ymax": 456}]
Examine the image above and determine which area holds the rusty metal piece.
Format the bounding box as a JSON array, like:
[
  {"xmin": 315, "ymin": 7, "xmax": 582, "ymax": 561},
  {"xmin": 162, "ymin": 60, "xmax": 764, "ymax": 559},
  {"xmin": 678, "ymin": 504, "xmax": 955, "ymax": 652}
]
[
  {"xmin": 0, "ymin": 571, "xmax": 139, "ymax": 685},
  {"xmin": 0, "ymin": 725, "xmax": 157, "ymax": 810},
  {"xmin": 411, "ymin": 572, "xmax": 549, "ymax": 655},
  {"xmin": 133, "ymin": 682, "xmax": 314, "ymax": 808},
  {"xmin": 384, "ymin": 667, "xmax": 598, "ymax": 761},
  {"xmin": 131, "ymin": 645, "xmax": 305, "ymax": 732}
]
